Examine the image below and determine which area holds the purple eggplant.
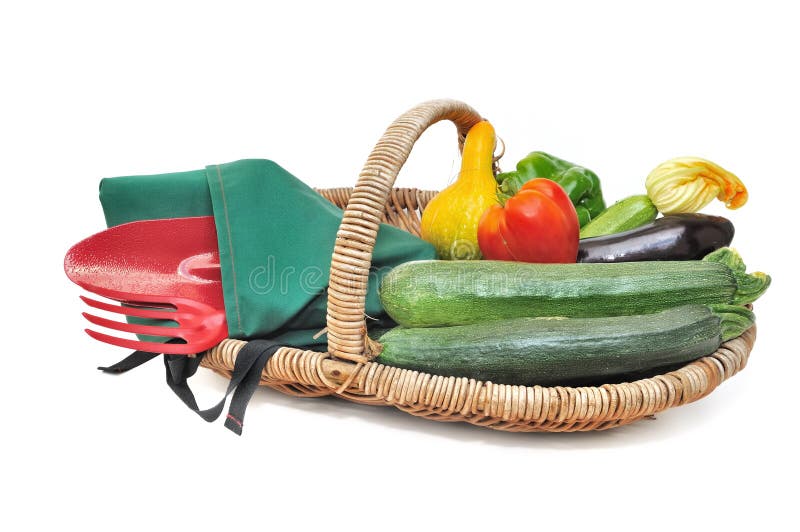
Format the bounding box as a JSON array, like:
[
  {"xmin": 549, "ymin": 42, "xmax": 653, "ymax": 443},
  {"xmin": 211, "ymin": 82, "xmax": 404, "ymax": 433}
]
[{"xmin": 578, "ymin": 213, "xmax": 735, "ymax": 263}]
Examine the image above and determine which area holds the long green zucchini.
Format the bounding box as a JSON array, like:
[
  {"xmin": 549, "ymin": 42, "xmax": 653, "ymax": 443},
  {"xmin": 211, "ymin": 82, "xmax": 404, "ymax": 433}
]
[
  {"xmin": 376, "ymin": 304, "xmax": 754, "ymax": 386},
  {"xmin": 379, "ymin": 247, "xmax": 769, "ymax": 327}
]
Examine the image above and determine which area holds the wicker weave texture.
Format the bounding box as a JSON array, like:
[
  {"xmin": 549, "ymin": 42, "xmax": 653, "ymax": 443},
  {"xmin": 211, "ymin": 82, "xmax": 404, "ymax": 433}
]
[
  {"xmin": 325, "ymin": 100, "xmax": 482, "ymax": 362},
  {"xmin": 199, "ymin": 100, "xmax": 756, "ymax": 432},
  {"xmin": 201, "ymin": 324, "xmax": 754, "ymax": 432}
]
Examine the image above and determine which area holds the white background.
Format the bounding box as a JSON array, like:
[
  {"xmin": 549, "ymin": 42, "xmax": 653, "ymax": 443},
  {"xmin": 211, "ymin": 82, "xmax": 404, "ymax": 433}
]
[{"xmin": 3, "ymin": 1, "xmax": 798, "ymax": 530}]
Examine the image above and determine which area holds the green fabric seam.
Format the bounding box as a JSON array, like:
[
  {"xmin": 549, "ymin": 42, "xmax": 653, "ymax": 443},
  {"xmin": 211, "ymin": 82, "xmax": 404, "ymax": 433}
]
[{"xmin": 213, "ymin": 164, "xmax": 244, "ymax": 336}]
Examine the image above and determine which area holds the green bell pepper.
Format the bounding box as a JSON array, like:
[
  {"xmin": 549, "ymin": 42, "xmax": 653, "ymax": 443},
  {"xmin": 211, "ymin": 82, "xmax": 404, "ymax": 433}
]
[{"xmin": 496, "ymin": 151, "xmax": 606, "ymax": 227}]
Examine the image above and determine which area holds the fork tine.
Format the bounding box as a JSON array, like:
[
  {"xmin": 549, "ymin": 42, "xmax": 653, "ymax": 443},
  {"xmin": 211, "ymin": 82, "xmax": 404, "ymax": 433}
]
[
  {"xmin": 82, "ymin": 312, "xmax": 197, "ymax": 338},
  {"xmin": 80, "ymin": 295, "xmax": 179, "ymax": 321},
  {"xmin": 85, "ymin": 329, "xmax": 201, "ymax": 355},
  {"xmin": 77, "ymin": 286, "xmax": 180, "ymax": 308}
]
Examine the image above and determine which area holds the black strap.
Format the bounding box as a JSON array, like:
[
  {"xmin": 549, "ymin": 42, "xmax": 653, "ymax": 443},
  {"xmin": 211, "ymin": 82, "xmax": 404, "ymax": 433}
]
[
  {"xmin": 98, "ymin": 340, "xmax": 282, "ymax": 435},
  {"xmin": 98, "ymin": 350, "xmax": 160, "ymax": 373}
]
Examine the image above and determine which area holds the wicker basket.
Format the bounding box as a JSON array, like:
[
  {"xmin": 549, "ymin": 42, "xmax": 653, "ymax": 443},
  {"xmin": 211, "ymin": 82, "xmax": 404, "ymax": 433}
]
[{"xmin": 200, "ymin": 99, "xmax": 756, "ymax": 432}]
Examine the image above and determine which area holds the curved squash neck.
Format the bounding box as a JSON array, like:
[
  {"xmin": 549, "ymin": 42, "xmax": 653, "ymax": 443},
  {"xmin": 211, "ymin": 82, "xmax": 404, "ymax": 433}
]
[
  {"xmin": 454, "ymin": 169, "xmax": 496, "ymax": 192},
  {"xmin": 456, "ymin": 120, "xmax": 496, "ymax": 190}
]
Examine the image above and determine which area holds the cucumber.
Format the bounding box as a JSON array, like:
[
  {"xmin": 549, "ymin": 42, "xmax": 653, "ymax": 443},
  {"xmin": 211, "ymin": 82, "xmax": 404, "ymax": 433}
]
[
  {"xmin": 376, "ymin": 305, "xmax": 754, "ymax": 386},
  {"xmin": 579, "ymin": 194, "xmax": 658, "ymax": 238},
  {"xmin": 378, "ymin": 247, "xmax": 769, "ymax": 327}
]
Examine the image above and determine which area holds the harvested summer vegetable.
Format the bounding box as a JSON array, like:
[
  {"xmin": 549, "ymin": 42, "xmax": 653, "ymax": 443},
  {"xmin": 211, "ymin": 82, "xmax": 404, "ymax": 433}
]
[
  {"xmin": 477, "ymin": 178, "xmax": 579, "ymax": 263},
  {"xmin": 645, "ymin": 157, "xmax": 748, "ymax": 214},
  {"xmin": 496, "ymin": 151, "xmax": 606, "ymax": 227},
  {"xmin": 419, "ymin": 120, "xmax": 497, "ymax": 259},
  {"xmin": 578, "ymin": 194, "xmax": 658, "ymax": 238},
  {"xmin": 578, "ymin": 213, "xmax": 735, "ymax": 263},
  {"xmin": 378, "ymin": 247, "xmax": 769, "ymax": 327},
  {"xmin": 376, "ymin": 304, "xmax": 754, "ymax": 386}
]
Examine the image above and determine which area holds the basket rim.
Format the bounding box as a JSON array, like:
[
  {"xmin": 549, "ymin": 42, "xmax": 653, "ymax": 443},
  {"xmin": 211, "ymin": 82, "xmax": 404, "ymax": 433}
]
[{"xmin": 201, "ymin": 324, "xmax": 756, "ymax": 432}]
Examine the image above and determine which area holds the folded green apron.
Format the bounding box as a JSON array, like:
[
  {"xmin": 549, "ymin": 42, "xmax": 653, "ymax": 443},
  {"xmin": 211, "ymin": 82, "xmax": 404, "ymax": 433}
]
[{"xmin": 99, "ymin": 159, "xmax": 435, "ymax": 349}]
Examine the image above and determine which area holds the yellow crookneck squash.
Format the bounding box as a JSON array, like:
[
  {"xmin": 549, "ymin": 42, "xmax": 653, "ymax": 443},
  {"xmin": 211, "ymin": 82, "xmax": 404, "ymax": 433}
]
[{"xmin": 420, "ymin": 120, "xmax": 498, "ymax": 260}]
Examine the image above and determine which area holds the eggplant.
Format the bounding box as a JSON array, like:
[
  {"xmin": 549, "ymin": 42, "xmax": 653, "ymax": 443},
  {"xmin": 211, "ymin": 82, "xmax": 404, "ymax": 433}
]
[{"xmin": 578, "ymin": 213, "xmax": 734, "ymax": 263}]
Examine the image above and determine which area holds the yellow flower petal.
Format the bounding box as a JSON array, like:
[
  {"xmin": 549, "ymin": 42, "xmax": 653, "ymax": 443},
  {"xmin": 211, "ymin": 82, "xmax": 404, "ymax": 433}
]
[{"xmin": 645, "ymin": 157, "xmax": 748, "ymax": 214}]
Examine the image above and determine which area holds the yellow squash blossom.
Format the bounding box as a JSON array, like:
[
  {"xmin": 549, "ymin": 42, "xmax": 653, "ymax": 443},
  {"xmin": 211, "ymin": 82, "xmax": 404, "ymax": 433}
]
[{"xmin": 645, "ymin": 157, "xmax": 748, "ymax": 214}]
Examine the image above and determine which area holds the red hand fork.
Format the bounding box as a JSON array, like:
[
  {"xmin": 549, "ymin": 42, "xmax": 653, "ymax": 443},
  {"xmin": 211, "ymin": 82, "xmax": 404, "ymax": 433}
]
[{"xmin": 64, "ymin": 216, "xmax": 228, "ymax": 355}]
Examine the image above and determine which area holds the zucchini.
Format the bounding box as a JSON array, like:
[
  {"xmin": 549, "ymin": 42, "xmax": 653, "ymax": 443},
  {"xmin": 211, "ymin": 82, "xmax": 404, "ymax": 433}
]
[
  {"xmin": 379, "ymin": 247, "xmax": 769, "ymax": 327},
  {"xmin": 376, "ymin": 305, "xmax": 754, "ymax": 386},
  {"xmin": 579, "ymin": 194, "xmax": 658, "ymax": 238}
]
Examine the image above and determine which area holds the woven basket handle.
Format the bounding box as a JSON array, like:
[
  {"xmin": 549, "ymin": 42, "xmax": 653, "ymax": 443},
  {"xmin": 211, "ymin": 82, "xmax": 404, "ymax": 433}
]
[{"xmin": 326, "ymin": 99, "xmax": 483, "ymax": 363}]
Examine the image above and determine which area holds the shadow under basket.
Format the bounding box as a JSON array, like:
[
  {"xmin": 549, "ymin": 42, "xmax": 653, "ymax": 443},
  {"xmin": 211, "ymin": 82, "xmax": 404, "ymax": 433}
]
[{"xmin": 200, "ymin": 100, "xmax": 757, "ymax": 433}]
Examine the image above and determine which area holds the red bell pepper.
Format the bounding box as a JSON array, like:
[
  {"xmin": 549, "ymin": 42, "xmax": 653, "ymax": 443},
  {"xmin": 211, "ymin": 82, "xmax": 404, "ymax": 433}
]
[{"xmin": 477, "ymin": 178, "xmax": 579, "ymax": 263}]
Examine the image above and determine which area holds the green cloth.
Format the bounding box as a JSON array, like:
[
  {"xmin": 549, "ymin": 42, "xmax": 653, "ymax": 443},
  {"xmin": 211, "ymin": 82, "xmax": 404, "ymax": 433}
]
[
  {"xmin": 100, "ymin": 168, "xmax": 214, "ymax": 227},
  {"xmin": 99, "ymin": 159, "xmax": 435, "ymax": 349}
]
